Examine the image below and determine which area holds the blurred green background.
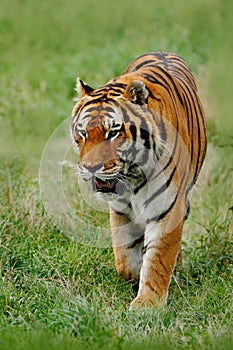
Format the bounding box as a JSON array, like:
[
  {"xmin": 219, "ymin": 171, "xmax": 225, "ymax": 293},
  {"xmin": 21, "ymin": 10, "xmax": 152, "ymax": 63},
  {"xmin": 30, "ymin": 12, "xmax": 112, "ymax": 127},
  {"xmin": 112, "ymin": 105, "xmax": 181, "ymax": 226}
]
[{"xmin": 0, "ymin": 0, "xmax": 232, "ymax": 172}]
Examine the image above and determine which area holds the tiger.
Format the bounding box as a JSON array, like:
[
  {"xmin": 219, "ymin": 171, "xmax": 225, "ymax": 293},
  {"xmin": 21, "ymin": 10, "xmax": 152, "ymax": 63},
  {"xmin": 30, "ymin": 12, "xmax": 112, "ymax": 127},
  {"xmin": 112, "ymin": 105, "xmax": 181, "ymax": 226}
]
[{"xmin": 71, "ymin": 52, "xmax": 207, "ymax": 308}]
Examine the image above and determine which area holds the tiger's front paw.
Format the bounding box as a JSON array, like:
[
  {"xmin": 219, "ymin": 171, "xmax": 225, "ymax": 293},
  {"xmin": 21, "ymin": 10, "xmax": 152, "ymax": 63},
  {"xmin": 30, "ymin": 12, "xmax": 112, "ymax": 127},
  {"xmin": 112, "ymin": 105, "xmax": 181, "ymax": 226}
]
[
  {"xmin": 115, "ymin": 260, "xmax": 140, "ymax": 281},
  {"xmin": 130, "ymin": 292, "xmax": 167, "ymax": 309}
]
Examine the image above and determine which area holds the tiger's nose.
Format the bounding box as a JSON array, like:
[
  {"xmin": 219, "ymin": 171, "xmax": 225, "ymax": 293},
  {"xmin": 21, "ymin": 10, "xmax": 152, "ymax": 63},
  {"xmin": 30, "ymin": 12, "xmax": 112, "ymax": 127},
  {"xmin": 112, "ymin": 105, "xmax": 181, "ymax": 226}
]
[{"xmin": 82, "ymin": 162, "xmax": 103, "ymax": 174}]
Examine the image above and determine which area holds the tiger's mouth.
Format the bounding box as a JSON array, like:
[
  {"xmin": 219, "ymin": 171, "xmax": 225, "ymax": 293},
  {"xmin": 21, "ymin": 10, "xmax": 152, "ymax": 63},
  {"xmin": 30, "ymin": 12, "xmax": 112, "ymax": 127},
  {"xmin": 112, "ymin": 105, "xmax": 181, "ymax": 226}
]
[
  {"xmin": 92, "ymin": 175, "xmax": 126, "ymax": 198},
  {"xmin": 92, "ymin": 177, "xmax": 117, "ymax": 194}
]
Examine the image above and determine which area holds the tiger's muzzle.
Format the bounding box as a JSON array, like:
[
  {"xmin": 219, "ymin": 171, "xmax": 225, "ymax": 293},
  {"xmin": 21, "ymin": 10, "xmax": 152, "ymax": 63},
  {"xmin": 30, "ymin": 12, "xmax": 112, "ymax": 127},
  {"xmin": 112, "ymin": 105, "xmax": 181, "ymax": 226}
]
[{"xmin": 79, "ymin": 161, "xmax": 127, "ymax": 201}]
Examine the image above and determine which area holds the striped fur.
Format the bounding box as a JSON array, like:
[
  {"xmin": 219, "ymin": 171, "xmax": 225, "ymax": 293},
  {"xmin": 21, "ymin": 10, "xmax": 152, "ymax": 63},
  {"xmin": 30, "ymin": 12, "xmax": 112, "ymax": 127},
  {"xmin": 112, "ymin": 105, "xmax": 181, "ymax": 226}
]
[{"xmin": 71, "ymin": 52, "xmax": 207, "ymax": 307}]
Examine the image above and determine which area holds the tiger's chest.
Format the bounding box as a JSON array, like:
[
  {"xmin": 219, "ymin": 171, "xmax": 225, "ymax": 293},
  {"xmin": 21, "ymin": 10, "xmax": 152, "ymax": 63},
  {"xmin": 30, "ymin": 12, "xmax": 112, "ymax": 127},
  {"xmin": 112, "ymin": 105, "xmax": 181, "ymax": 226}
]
[{"xmin": 110, "ymin": 172, "xmax": 177, "ymax": 225}]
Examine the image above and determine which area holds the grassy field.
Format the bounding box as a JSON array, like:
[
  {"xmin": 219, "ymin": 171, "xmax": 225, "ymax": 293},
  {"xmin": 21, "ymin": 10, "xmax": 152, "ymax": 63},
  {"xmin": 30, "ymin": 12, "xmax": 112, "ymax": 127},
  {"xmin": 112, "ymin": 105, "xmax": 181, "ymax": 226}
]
[{"xmin": 0, "ymin": 0, "xmax": 232, "ymax": 349}]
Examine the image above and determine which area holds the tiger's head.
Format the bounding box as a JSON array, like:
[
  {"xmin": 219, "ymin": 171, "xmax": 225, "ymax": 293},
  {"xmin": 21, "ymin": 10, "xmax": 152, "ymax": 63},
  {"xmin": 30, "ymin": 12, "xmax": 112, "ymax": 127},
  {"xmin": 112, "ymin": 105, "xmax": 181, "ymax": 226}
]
[{"xmin": 71, "ymin": 77, "xmax": 160, "ymax": 201}]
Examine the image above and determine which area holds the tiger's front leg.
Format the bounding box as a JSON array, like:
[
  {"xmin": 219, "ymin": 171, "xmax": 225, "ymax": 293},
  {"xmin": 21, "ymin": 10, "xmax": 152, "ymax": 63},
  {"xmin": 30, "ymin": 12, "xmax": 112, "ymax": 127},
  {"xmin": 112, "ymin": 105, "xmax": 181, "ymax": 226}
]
[
  {"xmin": 110, "ymin": 210, "xmax": 144, "ymax": 281},
  {"xmin": 131, "ymin": 220, "xmax": 183, "ymax": 308}
]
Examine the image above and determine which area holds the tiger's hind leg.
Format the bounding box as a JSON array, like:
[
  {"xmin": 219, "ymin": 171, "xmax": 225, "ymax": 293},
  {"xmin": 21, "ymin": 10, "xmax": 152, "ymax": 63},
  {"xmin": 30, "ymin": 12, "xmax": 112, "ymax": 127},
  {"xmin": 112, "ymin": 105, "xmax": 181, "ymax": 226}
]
[{"xmin": 110, "ymin": 210, "xmax": 144, "ymax": 281}]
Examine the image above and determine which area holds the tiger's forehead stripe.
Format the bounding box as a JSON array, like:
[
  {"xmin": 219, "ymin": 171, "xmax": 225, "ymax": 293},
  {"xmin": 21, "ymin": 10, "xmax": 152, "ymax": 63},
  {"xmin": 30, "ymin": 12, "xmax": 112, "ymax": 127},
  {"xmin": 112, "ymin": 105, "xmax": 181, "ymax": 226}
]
[
  {"xmin": 74, "ymin": 103, "xmax": 122, "ymax": 133},
  {"xmin": 77, "ymin": 83, "xmax": 127, "ymax": 108}
]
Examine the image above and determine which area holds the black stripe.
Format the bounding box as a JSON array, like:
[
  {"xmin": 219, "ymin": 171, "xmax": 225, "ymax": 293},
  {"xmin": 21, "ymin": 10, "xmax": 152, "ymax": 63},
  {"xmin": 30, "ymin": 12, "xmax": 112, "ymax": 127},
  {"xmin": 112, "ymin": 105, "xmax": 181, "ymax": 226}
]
[
  {"xmin": 148, "ymin": 89, "xmax": 161, "ymax": 102},
  {"xmin": 125, "ymin": 103, "xmax": 147, "ymax": 122},
  {"xmin": 147, "ymin": 162, "xmax": 189, "ymax": 224},
  {"xmin": 121, "ymin": 106, "xmax": 130, "ymax": 123},
  {"xmin": 127, "ymin": 235, "xmax": 144, "ymax": 249},
  {"xmin": 83, "ymin": 106, "xmax": 99, "ymax": 113},
  {"xmin": 105, "ymin": 82, "xmax": 127, "ymax": 89},
  {"xmin": 146, "ymin": 193, "xmax": 178, "ymax": 224},
  {"xmin": 142, "ymin": 69, "xmax": 180, "ymax": 113},
  {"xmin": 120, "ymin": 123, "xmax": 126, "ymax": 134},
  {"xmin": 183, "ymin": 82, "xmax": 202, "ymax": 183},
  {"xmin": 153, "ymin": 66, "xmax": 184, "ymax": 106},
  {"xmin": 111, "ymin": 123, "xmax": 121, "ymax": 129},
  {"xmin": 152, "ymin": 53, "xmax": 195, "ymax": 90},
  {"xmin": 104, "ymin": 106, "xmax": 116, "ymax": 113},
  {"xmin": 113, "ymin": 210, "xmax": 125, "ymax": 216},
  {"xmin": 133, "ymin": 176, "xmax": 148, "ymax": 195},
  {"xmin": 182, "ymin": 89, "xmax": 191, "ymax": 136},
  {"xmin": 141, "ymin": 72, "xmax": 165, "ymax": 87},
  {"xmin": 184, "ymin": 200, "xmax": 190, "ymax": 220},
  {"xmin": 145, "ymin": 281, "xmax": 156, "ymax": 291},
  {"xmin": 142, "ymin": 242, "xmax": 149, "ymax": 255},
  {"xmin": 135, "ymin": 59, "xmax": 157, "ymax": 70},
  {"xmin": 109, "ymin": 92, "xmax": 122, "ymax": 96},
  {"xmin": 146, "ymin": 109, "xmax": 162, "ymax": 160},
  {"xmin": 82, "ymin": 114, "xmax": 93, "ymax": 120},
  {"xmin": 83, "ymin": 97, "xmax": 116, "ymax": 106},
  {"xmin": 182, "ymin": 86, "xmax": 193, "ymax": 175},
  {"xmin": 140, "ymin": 118, "xmax": 151, "ymax": 150},
  {"xmin": 117, "ymin": 198, "xmax": 132, "ymax": 209},
  {"xmin": 127, "ymin": 162, "xmax": 138, "ymax": 173},
  {"xmin": 144, "ymin": 163, "xmax": 177, "ymax": 208},
  {"xmin": 151, "ymin": 125, "xmax": 179, "ymax": 182},
  {"xmin": 129, "ymin": 123, "xmax": 137, "ymax": 141}
]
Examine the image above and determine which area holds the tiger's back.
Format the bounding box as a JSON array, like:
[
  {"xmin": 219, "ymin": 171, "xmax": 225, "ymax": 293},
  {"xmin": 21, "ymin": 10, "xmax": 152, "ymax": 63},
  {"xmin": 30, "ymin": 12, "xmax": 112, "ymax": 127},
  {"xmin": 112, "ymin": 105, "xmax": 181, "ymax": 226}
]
[
  {"xmin": 71, "ymin": 52, "xmax": 207, "ymax": 307},
  {"xmin": 129, "ymin": 52, "xmax": 205, "ymax": 158},
  {"xmin": 122, "ymin": 52, "xmax": 206, "ymax": 188}
]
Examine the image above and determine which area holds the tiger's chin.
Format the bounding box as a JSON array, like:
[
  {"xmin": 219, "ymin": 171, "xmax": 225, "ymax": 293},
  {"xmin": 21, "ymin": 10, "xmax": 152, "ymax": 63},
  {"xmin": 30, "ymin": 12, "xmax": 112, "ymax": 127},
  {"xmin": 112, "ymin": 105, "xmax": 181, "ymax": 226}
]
[
  {"xmin": 96, "ymin": 192, "xmax": 120, "ymax": 202},
  {"xmin": 92, "ymin": 176, "xmax": 125, "ymax": 202}
]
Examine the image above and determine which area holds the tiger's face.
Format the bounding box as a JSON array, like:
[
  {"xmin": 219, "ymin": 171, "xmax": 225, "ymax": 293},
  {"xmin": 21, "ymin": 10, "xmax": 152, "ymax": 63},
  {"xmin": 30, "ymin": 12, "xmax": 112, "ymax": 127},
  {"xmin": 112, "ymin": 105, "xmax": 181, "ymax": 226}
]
[
  {"xmin": 72, "ymin": 103, "xmax": 127, "ymax": 201},
  {"xmin": 71, "ymin": 78, "xmax": 154, "ymax": 201}
]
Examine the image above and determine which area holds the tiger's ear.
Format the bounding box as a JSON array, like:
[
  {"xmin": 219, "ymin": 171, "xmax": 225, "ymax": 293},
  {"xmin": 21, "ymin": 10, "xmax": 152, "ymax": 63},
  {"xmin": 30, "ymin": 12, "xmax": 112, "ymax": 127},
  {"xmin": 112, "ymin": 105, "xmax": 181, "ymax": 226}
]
[
  {"xmin": 75, "ymin": 77, "xmax": 94, "ymax": 97},
  {"xmin": 125, "ymin": 80, "xmax": 149, "ymax": 105}
]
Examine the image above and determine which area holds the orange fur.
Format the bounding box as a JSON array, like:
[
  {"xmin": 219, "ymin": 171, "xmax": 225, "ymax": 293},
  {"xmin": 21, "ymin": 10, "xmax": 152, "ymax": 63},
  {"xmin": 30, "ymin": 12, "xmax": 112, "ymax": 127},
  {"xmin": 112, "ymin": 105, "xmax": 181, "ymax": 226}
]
[{"xmin": 71, "ymin": 52, "xmax": 207, "ymax": 307}]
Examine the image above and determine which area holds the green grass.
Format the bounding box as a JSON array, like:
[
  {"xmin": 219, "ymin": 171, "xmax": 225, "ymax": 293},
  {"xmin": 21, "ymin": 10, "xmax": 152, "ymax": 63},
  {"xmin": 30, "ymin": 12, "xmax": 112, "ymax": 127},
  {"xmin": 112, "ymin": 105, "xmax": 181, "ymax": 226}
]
[{"xmin": 0, "ymin": 0, "xmax": 232, "ymax": 349}]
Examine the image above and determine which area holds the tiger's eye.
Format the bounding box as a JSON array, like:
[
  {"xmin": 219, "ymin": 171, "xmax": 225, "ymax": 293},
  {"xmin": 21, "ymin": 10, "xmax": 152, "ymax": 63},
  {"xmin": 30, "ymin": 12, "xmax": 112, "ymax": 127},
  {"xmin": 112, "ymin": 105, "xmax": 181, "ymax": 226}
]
[{"xmin": 108, "ymin": 130, "xmax": 119, "ymax": 140}]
